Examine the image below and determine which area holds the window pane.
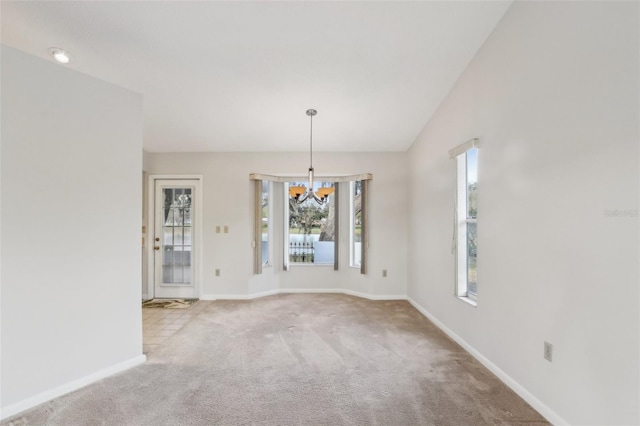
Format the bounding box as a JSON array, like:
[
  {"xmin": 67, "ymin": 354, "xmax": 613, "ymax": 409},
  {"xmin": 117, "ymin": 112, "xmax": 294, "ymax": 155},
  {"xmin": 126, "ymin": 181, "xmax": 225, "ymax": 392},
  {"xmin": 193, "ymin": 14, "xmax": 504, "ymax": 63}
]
[
  {"xmin": 172, "ymin": 265, "xmax": 183, "ymax": 284},
  {"xmin": 289, "ymin": 181, "xmax": 335, "ymax": 264},
  {"xmin": 162, "ymin": 265, "xmax": 173, "ymax": 283},
  {"xmin": 173, "ymin": 227, "xmax": 183, "ymax": 245},
  {"xmin": 173, "ymin": 247, "xmax": 184, "ymax": 265},
  {"xmin": 162, "ymin": 248, "xmax": 173, "ymax": 266},
  {"xmin": 183, "ymin": 263, "xmax": 192, "ymax": 284},
  {"xmin": 467, "ymin": 221, "xmax": 477, "ymax": 297},
  {"xmin": 456, "ymin": 147, "xmax": 478, "ymax": 301},
  {"xmin": 262, "ymin": 180, "xmax": 269, "ymax": 265},
  {"xmin": 467, "ymin": 148, "xmax": 478, "ymax": 219},
  {"xmin": 351, "ymin": 181, "xmax": 362, "ymax": 267},
  {"xmin": 163, "ymin": 227, "xmax": 173, "ymax": 245},
  {"xmin": 183, "ymin": 208, "xmax": 192, "ymax": 226}
]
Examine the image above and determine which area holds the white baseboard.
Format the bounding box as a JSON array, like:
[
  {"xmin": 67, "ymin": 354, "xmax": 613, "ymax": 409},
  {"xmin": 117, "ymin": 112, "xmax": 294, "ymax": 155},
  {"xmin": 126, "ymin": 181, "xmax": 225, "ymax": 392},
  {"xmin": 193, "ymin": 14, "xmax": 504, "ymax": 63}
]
[
  {"xmin": 202, "ymin": 288, "xmax": 407, "ymax": 302},
  {"xmin": 1, "ymin": 354, "xmax": 147, "ymax": 421},
  {"xmin": 141, "ymin": 293, "xmax": 149, "ymax": 300},
  {"xmin": 201, "ymin": 289, "xmax": 280, "ymax": 300},
  {"xmin": 278, "ymin": 288, "xmax": 352, "ymax": 295},
  {"xmin": 199, "ymin": 294, "xmax": 217, "ymax": 300},
  {"xmin": 282, "ymin": 288, "xmax": 406, "ymax": 301},
  {"xmin": 342, "ymin": 290, "xmax": 406, "ymax": 301},
  {"xmin": 406, "ymin": 297, "xmax": 567, "ymax": 426}
]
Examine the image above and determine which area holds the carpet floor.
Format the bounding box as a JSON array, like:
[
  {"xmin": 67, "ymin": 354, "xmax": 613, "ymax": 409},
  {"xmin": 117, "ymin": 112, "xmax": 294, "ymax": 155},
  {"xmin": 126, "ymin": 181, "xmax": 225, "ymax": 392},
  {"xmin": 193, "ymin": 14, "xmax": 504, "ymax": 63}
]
[{"xmin": 3, "ymin": 294, "xmax": 549, "ymax": 425}]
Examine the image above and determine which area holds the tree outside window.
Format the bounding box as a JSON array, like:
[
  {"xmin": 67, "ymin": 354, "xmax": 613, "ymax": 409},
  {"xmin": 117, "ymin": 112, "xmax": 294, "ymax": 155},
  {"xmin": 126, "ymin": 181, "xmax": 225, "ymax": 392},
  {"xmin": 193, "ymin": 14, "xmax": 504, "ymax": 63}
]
[{"xmin": 288, "ymin": 181, "xmax": 335, "ymax": 264}]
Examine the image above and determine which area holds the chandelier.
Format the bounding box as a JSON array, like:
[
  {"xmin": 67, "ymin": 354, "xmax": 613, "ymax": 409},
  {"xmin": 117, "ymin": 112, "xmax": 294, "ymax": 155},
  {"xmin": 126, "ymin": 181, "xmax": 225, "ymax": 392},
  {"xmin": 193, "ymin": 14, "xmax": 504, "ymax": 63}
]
[{"xmin": 289, "ymin": 109, "xmax": 334, "ymax": 205}]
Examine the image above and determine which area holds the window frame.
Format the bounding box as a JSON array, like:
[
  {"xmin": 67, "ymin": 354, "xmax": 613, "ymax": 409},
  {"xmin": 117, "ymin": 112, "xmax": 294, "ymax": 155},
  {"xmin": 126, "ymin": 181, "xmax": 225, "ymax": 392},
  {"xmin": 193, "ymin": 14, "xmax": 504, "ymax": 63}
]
[
  {"xmin": 451, "ymin": 139, "xmax": 479, "ymax": 306},
  {"xmin": 349, "ymin": 181, "xmax": 362, "ymax": 268},
  {"xmin": 284, "ymin": 180, "xmax": 337, "ymax": 268},
  {"xmin": 249, "ymin": 173, "xmax": 372, "ymax": 275},
  {"xmin": 261, "ymin": 180, "xmax": 272, "ymax": 268}
]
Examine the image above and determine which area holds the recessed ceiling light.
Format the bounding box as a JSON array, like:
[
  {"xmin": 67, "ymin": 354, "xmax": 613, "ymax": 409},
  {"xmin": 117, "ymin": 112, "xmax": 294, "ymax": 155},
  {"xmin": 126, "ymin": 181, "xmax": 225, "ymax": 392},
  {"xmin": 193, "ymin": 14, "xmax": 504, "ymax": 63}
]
[{"xmin": 48, "ymin": 47, "xmax": 73, "ymax": 64}]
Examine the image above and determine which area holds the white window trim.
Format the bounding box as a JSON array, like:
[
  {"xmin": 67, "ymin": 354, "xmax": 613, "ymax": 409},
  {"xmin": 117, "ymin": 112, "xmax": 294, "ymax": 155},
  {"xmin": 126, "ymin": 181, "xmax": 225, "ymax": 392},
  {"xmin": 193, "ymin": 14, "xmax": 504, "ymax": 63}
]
[{"xmin": 449, "ymin": 138, "xmax": 479, "ymax": 159}]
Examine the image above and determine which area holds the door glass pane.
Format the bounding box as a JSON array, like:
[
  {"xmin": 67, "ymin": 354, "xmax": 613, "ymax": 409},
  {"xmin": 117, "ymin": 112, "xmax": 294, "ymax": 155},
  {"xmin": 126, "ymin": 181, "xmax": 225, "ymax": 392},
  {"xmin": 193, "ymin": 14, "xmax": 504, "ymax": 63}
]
[
  {"xmin": 163, "ymin": 248, "xmax": 173, "ymax": 265},
  {"xmin": 172, "ymin": 208, "xmax": 183, "ymax": 226},
  {"xmin": 161, "ymin": 187, "xmax": 193, "ymax": 285},
  {"xmin": 173, "ymin": 247, "xmax": 183, "ymax": 264},
  {"xmin": 172, "ymin": 265, "xmax": 183, "ymax": 283},
  {"xmin": 162, "ymin": 265, "xmax": 173, "ymax": 283},
  {"xmin": 164, "ymin": 208, "xmax": 173, "ymax": 226},
  {"xmin": 163, "ymin": 227, "xmax": 173, "ymax": 245},
  {"xmin": 174, "ymin": 228, "xmax": 183, "ymax": 245},
  {"xmin": 183, "ymin": 265, "xmax": 192, "ymax": 283}
]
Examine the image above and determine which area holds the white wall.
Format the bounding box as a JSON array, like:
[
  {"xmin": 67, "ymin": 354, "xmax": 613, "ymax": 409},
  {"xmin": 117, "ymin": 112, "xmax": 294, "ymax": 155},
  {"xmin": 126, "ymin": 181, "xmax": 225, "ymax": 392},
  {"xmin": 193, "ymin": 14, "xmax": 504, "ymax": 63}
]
[
  {"xmin": 144, "ymin": 152, "xmax": 408, "ymax": 299},
  {"xmin": 407, "ymin": 2, "xmax": 639, "ymax": 425},
  {"xmin": 1, "ymin": 46, "xmax": 145, "ymax": 417}
]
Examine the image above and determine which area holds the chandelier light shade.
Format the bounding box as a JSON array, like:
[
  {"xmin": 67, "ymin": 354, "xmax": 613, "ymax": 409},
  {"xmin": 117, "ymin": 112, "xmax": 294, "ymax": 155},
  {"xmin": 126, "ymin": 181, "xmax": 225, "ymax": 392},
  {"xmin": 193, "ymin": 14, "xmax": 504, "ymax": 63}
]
[{"xmin": 289, "ymin": 109, "xmax": 334, "ymax": 205}]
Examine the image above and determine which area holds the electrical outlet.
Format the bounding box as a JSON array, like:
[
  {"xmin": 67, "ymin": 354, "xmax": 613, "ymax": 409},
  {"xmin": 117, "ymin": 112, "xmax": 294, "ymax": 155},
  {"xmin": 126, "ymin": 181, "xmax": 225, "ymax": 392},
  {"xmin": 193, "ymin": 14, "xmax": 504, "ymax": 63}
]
[
  {"xmin": 215, "ymin": 226, "xmax": 221, "ymax": 233},
  {"xmin": 382, "ymin": 269, "xmax": 387, "ymax": 278},
  {"xmin": 215, "ymin": 269, "xmax": 220, "ymax": 277},
  {"xmin": 224, "ymin": 225, "xmax": 229, "ymax": 233},
  {"xmin": 544, "ymin": 341, "xmax": 553, "ymax": 362}
]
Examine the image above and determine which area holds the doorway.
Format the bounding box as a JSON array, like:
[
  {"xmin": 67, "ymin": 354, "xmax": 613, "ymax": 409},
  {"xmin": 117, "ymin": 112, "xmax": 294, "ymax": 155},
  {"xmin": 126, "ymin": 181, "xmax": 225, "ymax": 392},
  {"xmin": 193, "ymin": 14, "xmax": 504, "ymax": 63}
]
[{"xmin": 148, "ymin": 177, "xmax": 202, "ymax": 299}]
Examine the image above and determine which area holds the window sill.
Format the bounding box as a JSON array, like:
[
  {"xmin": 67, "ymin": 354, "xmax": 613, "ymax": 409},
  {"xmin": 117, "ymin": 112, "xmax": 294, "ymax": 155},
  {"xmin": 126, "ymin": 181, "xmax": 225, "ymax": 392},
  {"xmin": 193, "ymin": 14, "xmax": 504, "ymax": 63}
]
[{"xmin": 456, "ymin": 295, "xmax": 477, "ymax": 307}]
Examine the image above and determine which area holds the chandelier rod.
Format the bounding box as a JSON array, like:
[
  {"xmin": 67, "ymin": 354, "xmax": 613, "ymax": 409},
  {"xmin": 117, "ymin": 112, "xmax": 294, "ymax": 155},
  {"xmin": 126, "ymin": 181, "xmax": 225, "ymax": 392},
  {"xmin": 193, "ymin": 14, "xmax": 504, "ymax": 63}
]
[
  {"xmin": 307, "ymin": 109, "xmax": 316, "ymax": 170},
  {"xmin": 310, "ymin": 112, "xmax": 313, "ymax": 169}
]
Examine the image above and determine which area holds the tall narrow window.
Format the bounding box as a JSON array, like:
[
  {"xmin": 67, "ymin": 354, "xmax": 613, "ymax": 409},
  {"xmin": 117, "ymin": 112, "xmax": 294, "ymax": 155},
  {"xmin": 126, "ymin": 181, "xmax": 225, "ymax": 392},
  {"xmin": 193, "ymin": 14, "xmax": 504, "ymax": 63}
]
[
  {"xmin": 261, "ymin": 180, "xmax": 270, "ymax": 266},
  {"xmin": 287, "ymin": 181, "xmax": 335, "ymax": 265},
  {"xmin": 453, "ymin": 140, "xmax": 478, "ymax": 303},
  {"xmin": 350, "ymin": 181, "xmax": 362, "ymax": 268}
]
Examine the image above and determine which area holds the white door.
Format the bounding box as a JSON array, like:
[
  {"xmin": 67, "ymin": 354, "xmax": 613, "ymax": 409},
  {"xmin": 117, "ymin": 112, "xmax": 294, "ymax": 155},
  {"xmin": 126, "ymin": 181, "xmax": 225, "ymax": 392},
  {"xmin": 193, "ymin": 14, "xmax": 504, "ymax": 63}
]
[{"xmin": 153, "ymin": 179, "xmax": 200, "ymax": 299}]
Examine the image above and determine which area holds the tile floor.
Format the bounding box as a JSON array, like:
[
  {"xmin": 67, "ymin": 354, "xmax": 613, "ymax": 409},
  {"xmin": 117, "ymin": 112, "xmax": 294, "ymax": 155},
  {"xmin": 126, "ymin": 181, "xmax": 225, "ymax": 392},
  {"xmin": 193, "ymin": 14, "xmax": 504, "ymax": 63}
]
[{"xmin": 142, "ymin": 301, "xmax": 207, "ymax": 354}]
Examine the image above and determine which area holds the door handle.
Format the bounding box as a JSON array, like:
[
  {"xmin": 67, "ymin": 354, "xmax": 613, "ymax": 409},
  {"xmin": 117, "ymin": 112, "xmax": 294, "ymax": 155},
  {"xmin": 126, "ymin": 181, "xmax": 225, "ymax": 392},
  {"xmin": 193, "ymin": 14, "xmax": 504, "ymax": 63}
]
[{"xmin": 154, "ymin": 246, "xmax": 160, "ymax": 250}]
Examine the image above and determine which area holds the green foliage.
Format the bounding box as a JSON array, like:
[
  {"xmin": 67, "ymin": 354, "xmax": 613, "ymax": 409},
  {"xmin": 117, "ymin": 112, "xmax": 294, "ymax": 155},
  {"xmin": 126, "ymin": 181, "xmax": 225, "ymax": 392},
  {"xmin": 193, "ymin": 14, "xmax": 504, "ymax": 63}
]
[
  {"xmin": 468, "ymin": 182, "xmax": 477, "ymax": 218},
  {"xmin": 289, "ymin": 199, "xmax": 325, "ymax": 235}
]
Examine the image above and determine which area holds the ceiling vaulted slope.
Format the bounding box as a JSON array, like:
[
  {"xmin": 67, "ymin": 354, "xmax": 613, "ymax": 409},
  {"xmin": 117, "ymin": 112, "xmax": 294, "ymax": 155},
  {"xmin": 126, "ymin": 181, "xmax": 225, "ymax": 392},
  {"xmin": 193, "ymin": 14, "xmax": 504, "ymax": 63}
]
[{"xmin": 1, "ymin": 1, "xmax": 512, "ymax": 152}]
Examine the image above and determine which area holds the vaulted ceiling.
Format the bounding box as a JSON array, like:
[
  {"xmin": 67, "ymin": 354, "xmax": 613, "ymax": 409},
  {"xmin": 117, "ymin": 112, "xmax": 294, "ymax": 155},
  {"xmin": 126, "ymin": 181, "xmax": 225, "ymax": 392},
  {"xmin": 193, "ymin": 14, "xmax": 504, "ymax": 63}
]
[{"xmin": 1, "ymin": 1, "xmax": 511, "ymax": 152}]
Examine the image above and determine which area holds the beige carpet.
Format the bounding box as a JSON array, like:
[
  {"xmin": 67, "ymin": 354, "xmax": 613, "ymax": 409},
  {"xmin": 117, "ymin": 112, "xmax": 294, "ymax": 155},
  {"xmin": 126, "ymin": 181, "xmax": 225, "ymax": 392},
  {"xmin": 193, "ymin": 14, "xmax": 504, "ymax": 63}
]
[{"xmin": 3, "ymin": 294, "xmax": 549, "ymax": 425}]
